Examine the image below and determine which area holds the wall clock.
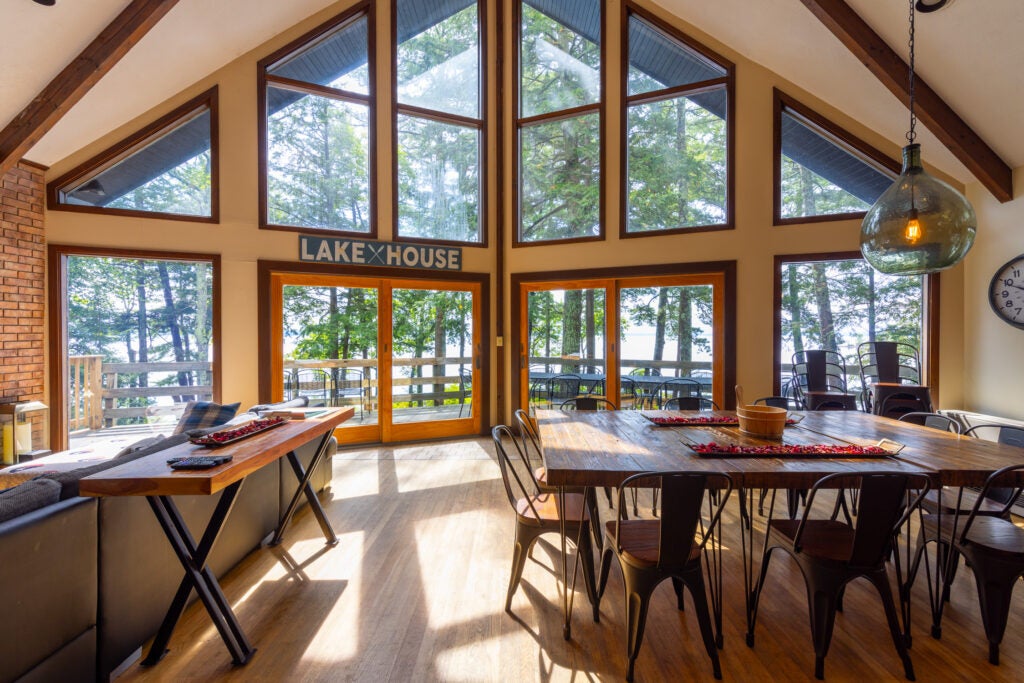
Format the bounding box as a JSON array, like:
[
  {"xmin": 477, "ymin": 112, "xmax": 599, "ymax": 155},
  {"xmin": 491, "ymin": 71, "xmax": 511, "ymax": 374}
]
[{"xmin": 989, "ymin": 255, "xmax": 1024, "ymax": 330}]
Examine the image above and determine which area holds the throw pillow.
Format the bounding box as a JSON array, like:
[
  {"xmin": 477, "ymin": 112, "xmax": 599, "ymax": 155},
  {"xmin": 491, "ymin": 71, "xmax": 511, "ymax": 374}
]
[
  {"xmin": 173, "ymin": 401, "xmax": 241, "ymax": 435},
  {"xmin": 0, "ymin": 478, "xmax": 61, "ymax": 523}
]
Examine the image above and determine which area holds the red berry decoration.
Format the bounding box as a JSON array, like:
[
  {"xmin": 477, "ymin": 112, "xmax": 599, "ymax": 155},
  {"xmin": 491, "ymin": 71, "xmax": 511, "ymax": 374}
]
[
  {"xmin": 688, "ymin": 442, "xmax": 888, "ymax": 457},
  {"xmin": 191, "ymin": 417, "xmax": 288, "ymax": 445}
]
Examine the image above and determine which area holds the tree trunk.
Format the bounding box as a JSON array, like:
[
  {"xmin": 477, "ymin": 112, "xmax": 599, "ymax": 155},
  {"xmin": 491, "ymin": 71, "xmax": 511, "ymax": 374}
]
[
  {"xmin": 562, "ymin": 290, "xmax": 582, "ymax": 373},
  {"xmin": 135, "ymin": 261, "xmax": 149, "ymax": 388},
  {"xmin": 652, "ymin": 288, "xmax": 669, "ymax": 376},
  {"xmin": 584, "ymin": 290, "xmax": 596, "ymax": 374},
  {"xmin": 328, "ymin": 288, "xmax": 341, "ymax": 401},
  {"xmin": 788, "ymin": 264, "xmax": 805, "ymax": 354},
  {"xmin": 867, "ymin": 268, "xmax": 877, "ymax": 341},
  {"xmin": 675, "ymin": 288, "xmax": 693, "ymax": 376},
  {"xmin": 433, "ymin": 299, "xmax": 447, "ymax": 405},
  {"xmin": 811, "ymin": 263, "xmax": 838, "ymax": 352},
  {"xmin": 156, "ymin": 262, "xmax": 191, "ymax": 401},
  {"xmin": 676, "ymin": 100, "xmax": 690, "ymax": 225}
]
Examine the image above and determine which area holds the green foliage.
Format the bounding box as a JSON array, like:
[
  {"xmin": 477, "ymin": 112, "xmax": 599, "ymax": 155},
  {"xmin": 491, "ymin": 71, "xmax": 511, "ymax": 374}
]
[
  {"xmin": 105, "ymin": 151, "xmax": 212, "ymax": 216},
  {"xmin": 779, "ymin": 156, "xmax": 870, "ymax": 218},
  {"xmin": 267, "ymin": 91, "xmax": 370, "ymax": 231}
]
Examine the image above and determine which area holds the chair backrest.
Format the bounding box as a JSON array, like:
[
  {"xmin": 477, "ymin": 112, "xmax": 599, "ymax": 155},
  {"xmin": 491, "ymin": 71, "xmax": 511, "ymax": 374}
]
[
  {"xmin": 962, "ymin": 425, "xmax": 1024, "ymax": 505},
  {"xmin": 615, "ymin": 471, "xmax": 733, "ymax": 567},
  {"xmin": 283, "ymin": 371, "xmax": 297, "ymax": 399},
  {"xmin": 857, "ymin": 341, "xmax": 921, "ymax": 386},
  {"xmin": 797, "ymin": 472, "xmax": 930, "ymax": 567},
  {"xmin": 458, "ymin": 368, "xmax": 473, "ymax": 394},
  {"xmin": 491, "ymin": 425, "xmax": 542, "ymax": 518},
  {"xmin": 332, "ymin": 368, "xmax": 363, "ymax": 395},
  {"xmin": 619, "ymin": 376, "xmax": 639, "ymax": 405},
  {"xmin": 560, "ymin": 396, "xmax": 617, "ymax": 411},
  {"xmin": 664, "ymin": 396, "xmax": 719, "ymax": 411},
  {"xmin": 754, "ymin": 396, "xmax": 793, "ymax": 409},
  {"xmin": 654, "ymin": 378, "xmax": 702, "ymax": 405},
  {"xmin": 898, "ymin": 412, "xmax": 961, "ymax": 434},
  {"xmin": 549, "ymin": 374, "xmax": 582, "ymax": 401},
  {"xmin": 296, "ymin": 368, "xmax": 329, "ymax": 398},
  {"xmin": 513, "ymin": 408, "xmax": 544, "ymax": 471},
  {"xmin": 792, "ymin": 350, "xmax": 848, "ymax": 395},
  {"xmin": 810, "ymin": 399, "xmax": 854, "ymax": 411},
  {"xmin": 958, "ymin": 464, "xmax": 1024, "ymax": 541},
  {"xmin": 878, "ymin": 392, "xmax": 930, "ymax": 420}
]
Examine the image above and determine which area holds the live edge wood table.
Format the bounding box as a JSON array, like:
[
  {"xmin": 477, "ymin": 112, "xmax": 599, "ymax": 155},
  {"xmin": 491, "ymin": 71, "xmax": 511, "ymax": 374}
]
[
  {"xmin": 535, "ymin": 408, "xmax": 1024, "ymax": 642},
  {"xmin": 79, "ymin": 407, "xmax": 353, "ymax": 668}
]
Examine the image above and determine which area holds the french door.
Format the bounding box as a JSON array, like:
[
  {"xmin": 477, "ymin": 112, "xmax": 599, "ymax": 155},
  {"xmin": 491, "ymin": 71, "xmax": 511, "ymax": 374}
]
[
  {"xmin": 519, "ymin": 273, "xmax": 726, "ymax": 412},
  {"xmin": 270, "ymin": 273, "xmax": 482, "ymax": 444}
]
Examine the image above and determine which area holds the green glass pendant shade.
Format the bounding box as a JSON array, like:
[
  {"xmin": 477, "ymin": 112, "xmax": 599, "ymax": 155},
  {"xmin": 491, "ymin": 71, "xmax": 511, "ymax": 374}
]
[{"xmin": 860, "ymin": 144, "xmax": 976, "ymax": 275}]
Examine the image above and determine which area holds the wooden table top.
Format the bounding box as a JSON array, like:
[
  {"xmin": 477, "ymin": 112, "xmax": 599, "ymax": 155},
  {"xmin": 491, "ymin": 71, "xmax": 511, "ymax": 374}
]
[
  {"xmin": 536, "ymin": 409, "xmax": 1024, "ymax": 489},
  {"xmin": 79, "ymin": 408, "xmax": 353, "ymax": 497}
]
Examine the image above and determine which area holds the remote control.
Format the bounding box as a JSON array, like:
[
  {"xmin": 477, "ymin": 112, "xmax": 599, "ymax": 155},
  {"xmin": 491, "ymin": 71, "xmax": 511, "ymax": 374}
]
[{"xmin": 168, "ymin": 456, "xmax": 232, "ymax": 470}]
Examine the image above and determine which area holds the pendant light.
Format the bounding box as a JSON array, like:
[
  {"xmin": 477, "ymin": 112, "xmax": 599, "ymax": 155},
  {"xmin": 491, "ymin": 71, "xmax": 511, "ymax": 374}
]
[{"xmin": 860, "ymin": 0, "xmax": 976, "ymax": 276}]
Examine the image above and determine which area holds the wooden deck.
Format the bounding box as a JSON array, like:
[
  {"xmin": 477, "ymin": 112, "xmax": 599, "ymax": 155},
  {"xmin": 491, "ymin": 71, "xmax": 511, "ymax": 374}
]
[{"xmin": 114, "ymin": 437, "xmax": 1024, "ymax": 682}]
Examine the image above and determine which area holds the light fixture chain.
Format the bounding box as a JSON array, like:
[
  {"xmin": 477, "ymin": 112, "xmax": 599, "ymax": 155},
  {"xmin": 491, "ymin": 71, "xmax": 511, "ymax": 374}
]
[{"xmin": 907, "ymin": 0, "xmax": 917, "ymax": 144}]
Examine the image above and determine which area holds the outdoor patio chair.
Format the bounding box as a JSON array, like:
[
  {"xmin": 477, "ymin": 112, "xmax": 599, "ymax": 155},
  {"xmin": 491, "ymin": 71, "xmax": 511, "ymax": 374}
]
[
  {"xmin": 663, "ymin": 396, "xmax": 719, "ymax": 410},
  {"xmin": 457, "ymin": 368, "xmax": 473, "ymax": 417}
]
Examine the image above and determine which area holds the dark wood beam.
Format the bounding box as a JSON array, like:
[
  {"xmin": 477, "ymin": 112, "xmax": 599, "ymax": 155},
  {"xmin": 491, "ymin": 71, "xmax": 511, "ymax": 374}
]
[
  {"xmin": 0, "ymin": 0, "xmax": 180, "ymax": 176},
  {"xmin": 800, "ymin": 0, "xmax": 1013, "ymax": 202}
]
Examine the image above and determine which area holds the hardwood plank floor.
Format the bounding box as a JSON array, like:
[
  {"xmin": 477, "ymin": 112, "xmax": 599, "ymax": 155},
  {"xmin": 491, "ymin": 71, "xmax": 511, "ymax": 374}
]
[{"xmin": 117, "ymin": 438, "xmax": 1023, "ymax": 682}]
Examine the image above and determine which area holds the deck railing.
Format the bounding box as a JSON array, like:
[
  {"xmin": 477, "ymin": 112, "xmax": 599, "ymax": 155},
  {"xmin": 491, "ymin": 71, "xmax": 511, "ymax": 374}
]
[{"xmin": 68, "ymin": 356, "xmax": 213, "ymax": 431}]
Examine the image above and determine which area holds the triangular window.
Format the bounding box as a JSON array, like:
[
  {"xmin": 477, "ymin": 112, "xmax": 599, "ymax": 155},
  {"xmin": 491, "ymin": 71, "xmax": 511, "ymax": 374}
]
[
  {"xmin": 775, "ymin": 90, "xmax": 898, "ymax": 223},
  {"xmin": 49, "ymin": 88, "xmax": 217, "ymax": 222}
]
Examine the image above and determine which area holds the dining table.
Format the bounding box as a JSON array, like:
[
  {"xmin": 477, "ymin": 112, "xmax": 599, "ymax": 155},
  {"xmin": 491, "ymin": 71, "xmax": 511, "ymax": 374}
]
[{"xmin": 535, "ymin": 408, "xmax": 1024, "ymax": 642}]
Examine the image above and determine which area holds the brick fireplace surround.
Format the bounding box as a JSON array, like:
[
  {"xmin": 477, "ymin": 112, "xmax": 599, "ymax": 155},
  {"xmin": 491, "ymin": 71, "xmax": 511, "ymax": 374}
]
[{"xmin": 0, "ymin": 161, "xmax": 46, "ymax": 410}]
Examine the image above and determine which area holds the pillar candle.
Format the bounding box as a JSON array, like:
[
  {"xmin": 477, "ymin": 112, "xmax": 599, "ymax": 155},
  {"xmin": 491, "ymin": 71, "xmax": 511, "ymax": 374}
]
[{"xmin": 2, "ymin": 424, "xmax": 13, "ymax": 465}]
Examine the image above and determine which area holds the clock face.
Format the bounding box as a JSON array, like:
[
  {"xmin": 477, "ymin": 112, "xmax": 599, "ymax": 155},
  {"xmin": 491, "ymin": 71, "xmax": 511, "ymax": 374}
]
[{"xmin": 989, "ymin": 255, "xmax": 1024, "ymax": 329}]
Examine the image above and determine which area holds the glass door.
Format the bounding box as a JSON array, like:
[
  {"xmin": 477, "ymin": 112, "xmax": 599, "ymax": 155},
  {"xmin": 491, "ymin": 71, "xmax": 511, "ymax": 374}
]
[
  {"xmin": 272, "ymin": 273, "xmax": 481, "ymax": 444},
  {"xmin": 386, "ymin": 281, "xmax": 481, "ymax": 442}
]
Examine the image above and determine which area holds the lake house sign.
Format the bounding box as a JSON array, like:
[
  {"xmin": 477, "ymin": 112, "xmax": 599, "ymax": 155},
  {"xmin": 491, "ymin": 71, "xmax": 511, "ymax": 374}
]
[{"xmin": 299, "ymin": 236, "xmax": 462, "ymax": 272}]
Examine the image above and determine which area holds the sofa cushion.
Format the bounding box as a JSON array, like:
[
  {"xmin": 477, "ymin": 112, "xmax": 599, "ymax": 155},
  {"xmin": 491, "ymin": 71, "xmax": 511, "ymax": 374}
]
[
  {"xmin": 0, "ymin": 478, "xmax": 62, "ymax": 523},
  {"xmin": 173, "ymin": 401, "xmax": 241, "ymax": 435},
  {"xmin": 113, "ymin": 434, "xmax": 166, "ymax": 457},
  {"xmin": 42, "ymin": 434, "xmax": 190, "ymax": 500},
  {"xmin": 247, "ymin": 396, "xmax": 309, "ymax": 413}
]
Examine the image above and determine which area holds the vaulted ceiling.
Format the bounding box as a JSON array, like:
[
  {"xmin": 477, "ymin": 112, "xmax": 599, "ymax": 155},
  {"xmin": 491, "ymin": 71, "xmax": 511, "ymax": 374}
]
[{"xmin": 4, "ymin": 0, "xmax": 1022, "ymax": 190}]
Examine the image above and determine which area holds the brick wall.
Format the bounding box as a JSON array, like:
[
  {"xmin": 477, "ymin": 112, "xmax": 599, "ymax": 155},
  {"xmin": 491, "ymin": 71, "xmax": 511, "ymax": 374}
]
[{"xmin": 0, "ymin": 161, "xmax": 46, "ymax": 453}]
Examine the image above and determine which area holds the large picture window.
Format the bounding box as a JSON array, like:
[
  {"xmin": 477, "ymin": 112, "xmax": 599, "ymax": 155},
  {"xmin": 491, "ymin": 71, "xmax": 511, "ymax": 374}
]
[
  {"xmin": 260, "ymin": 4, "xmax": 374, "ymax": 235},
  {"xmin": 516, "ymin": 0, "xmax": 602, "ymax": 244},
  {"xmin": 774, "ymin": 253, "xmax": 931, "ymax": 400},
  {"xmin": 395, "ymin": 0, "xmax": 483, "ymax": 244},
  {"xmin": 623, "ymin": 7, "xmax": 732, "ymax": 236}
]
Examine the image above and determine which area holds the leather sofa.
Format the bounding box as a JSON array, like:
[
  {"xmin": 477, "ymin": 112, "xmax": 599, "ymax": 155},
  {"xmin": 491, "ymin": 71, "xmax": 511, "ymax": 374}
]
[{"xmin": 0, "ymin": 410, "xmax": 336, "ymax": 683}]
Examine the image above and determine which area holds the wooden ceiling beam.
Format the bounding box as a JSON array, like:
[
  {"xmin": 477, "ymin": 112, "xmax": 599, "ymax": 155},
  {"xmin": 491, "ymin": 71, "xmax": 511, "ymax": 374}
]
[
  {"xmin": 800, "ymin": 0, "xmax": 1013, "ymax": 202},
  {"xmin": 0, "ymin": 0, "xmax": 180, "ymax": 177}
]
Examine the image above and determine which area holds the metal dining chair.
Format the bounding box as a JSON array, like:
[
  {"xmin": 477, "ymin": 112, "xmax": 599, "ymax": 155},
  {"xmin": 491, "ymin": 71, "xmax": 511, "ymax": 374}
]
[
  {"xmin": 457, "ymin": 368, "xmax": 473, "ymax": 417},
  {"xmin": 547, "ymin": 374, "xmax": 583, "ymax": 409},
  {"xmin": 663, "ymin": 396, "xmax": 719, "ymax": 410},
  {"xmin": 598, "ymin": 471, "xmax": 733, "ymax": 682},
  {"xmin": 648, "ymin": 377, "xmax": 703, "ymax": 410},
  {"xmin": 749, "ymin": 472, "xmax": 930, "ymax": 681},
  {"xmin": 912, "ymin": 464, "xmax": 1024, "ymax": 665},
  {"xmin": 491, "ymin": 425, "xmax": 600, "ymax": 621},
  {"xmin": 560, "ymin": 396, "xmax": 617, "ymax": 411},
  {"xmin": 858, "ymin": 341, "xmax": 922, "ymax": 412},
  {"xmin": 898, "ymin": 412, "xmax": 960, "ymax": 433}
]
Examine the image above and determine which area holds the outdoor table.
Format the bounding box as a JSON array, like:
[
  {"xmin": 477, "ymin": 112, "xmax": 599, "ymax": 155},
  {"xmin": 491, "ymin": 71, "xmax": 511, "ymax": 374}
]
[
  {"xmin": 535, "ymin": 409, "xmax": 1024, "ymax": 642},
  {"xmin": 79, "ymin": 408, "xmax": 353, "ymax": 667}
]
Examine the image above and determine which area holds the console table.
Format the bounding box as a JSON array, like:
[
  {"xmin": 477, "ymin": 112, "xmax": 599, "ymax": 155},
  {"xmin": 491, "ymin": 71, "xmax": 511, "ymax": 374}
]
[{"xmin": 79, "ymin": 408, "xmax": 352, "ymax": 667}]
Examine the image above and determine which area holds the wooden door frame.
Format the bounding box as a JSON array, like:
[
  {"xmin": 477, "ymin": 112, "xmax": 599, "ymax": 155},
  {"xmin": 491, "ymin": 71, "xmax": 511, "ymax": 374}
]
[
  {"xmin": 510, "ymin": 261, "xmax": 737, "ymax": 417},
  {"xmin": 258, "ymin": 260, "xmax": 490, "ymax": 444}
]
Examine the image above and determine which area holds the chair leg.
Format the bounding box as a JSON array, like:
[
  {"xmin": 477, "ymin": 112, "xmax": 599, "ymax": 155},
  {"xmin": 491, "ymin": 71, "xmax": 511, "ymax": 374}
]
[
  {"xmin": 964, "ymin": 552, "xmax": 1021, "ymax": 665},
  {"xmin": 747, "ymin": 546, "xmax": 780, "ymax": 647},
  {"xmin": 577, "ymin": 526, "xmax": 601, "ymax": 623},
  {"xmin": 806, "ymin": 583, "xmax": 841, "ymax": 680},
  {"xmin": 671, "ymin": 576, "xmax": 685, "ymax": 611},
  {"xmin": 621, "ymin": 565, "xmax": 659, "ymax": 683},
  {"xmin": 682, "ymin": 566, "xmax": 723, "ymax": 679},
  {"xmin": 505, "ymin": 524, "xmax": 541, "ymax": 612},
  {"xmin": 598, "ymin": 546, "xmax": 614, "ymax": 600},
  {"xmin": 868, "ymin": 570, "xmax": 915, "ymax": 680}
]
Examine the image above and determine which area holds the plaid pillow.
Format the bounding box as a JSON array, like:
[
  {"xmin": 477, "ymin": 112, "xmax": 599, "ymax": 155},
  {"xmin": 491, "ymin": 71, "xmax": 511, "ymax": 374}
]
[{"xmin": 173, "ymin": 401, "xmax": 240, "ymax": 435}]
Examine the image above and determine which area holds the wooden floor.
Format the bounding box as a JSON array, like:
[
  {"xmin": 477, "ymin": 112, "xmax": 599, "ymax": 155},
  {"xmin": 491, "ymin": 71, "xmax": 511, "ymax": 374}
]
[{"xmin": 116, "ymin": 437, "xmax": 1024, "ymax": 682}]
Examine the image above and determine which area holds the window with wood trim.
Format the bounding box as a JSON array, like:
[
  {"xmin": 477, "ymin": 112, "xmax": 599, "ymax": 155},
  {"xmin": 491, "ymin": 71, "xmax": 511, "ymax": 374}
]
[
  {"xmin": 394, "ymin": 0, "xmax": 483, "ymax": 244},
  {"xmin": 516, "ymin": 0, "xmax": 602, "ymax": 244},
  {"xmin": 774, "ymin": 253, "xmax": 929, "ymax": 400},
  {"xmin": 623, "ymin": 7, "xmax": 732, "ymax": 235},
  {"xmin": 47, "ymin": 88, "xmax": 218, "ymax": 222},
  {"xmin": 774, "ymin": 90, "xmax": 898, "ymax": 224},
  {"xmin": 260, "ymin": 4, "xmax": 374, "ymax": 234}
]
